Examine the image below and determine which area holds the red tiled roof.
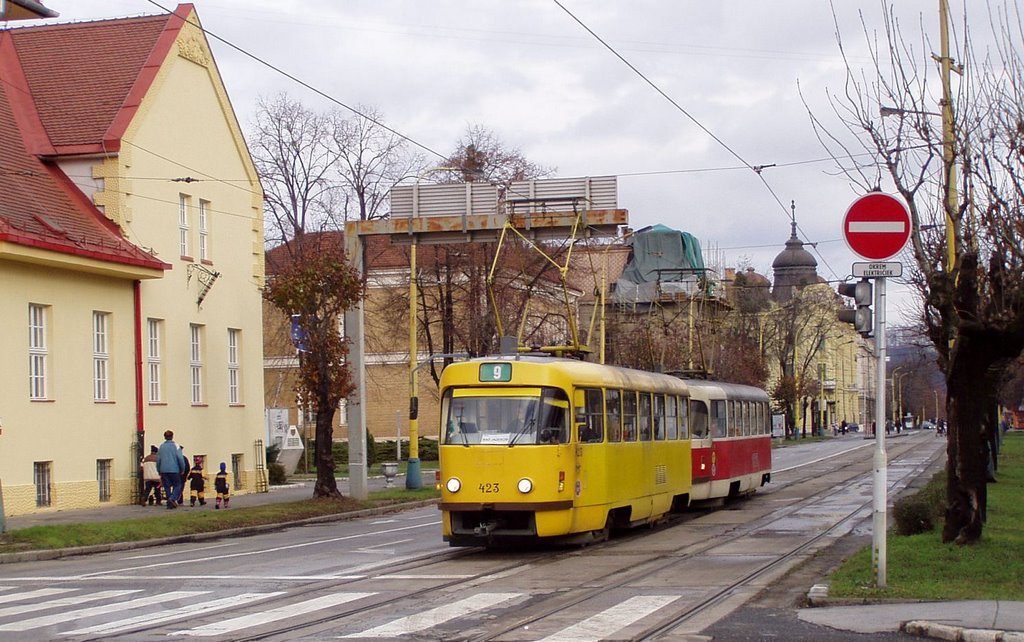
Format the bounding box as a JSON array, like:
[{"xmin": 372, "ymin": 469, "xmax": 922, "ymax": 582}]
[
  {"xmin": 0, "ymin": 8, "xmax": 186, "ymax": 271},
  {"xmin": 5, "ymin": 5, "xmax": 191, "ymax": 154}
]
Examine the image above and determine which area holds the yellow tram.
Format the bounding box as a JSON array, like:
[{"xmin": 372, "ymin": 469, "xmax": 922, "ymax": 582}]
[{"xmin": 438, "ymin": 355, "xmax": 695, "ymax": 546}]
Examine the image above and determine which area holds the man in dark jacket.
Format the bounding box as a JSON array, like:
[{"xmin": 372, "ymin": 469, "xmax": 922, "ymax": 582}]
[{"xmin": 156, "ymin": 430, "xmax": 188, "ymax": 509}]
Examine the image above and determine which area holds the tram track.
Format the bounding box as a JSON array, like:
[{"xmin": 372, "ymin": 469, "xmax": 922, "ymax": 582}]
[{"xmin": 452, "ymin": 433, "xmax": 941, "ymax": 642}]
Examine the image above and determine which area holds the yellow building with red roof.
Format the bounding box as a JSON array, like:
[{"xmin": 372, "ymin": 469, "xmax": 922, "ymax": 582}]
[{"xmin": 0, "ymin": 5, "xmax": 266, "ymax": 516}]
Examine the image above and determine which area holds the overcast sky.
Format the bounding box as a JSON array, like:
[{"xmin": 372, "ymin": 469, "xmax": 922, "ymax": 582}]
[{"xmin": 19, "ymin": 1, "xmax": 983, "ymax": 323}]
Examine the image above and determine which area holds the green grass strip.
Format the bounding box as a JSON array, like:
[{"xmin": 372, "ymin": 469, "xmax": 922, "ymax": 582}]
[
  {"xmin": 829, "ymin": 431, "xmax": 1024, "ymax": 600},
  {"xmin": 1, "ymin": 488, "xmax": 439, "ymax": 553}
]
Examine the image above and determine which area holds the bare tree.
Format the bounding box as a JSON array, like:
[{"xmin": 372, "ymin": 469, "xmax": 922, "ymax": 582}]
[
  {"xmin": 332, "ymin": 104, "xmax": 422, "ymax": 221},
  {"xmin": 811, "ymin": 3, "xmax": 1024, "ymax": 542},
  {"xmin": 761, "ymin": 286, "xmax": 836, "ymax": 438},
  {"xmin": 251, "ymin": 94, "xmax": 340, "ymax": 244},
  {"xmin": 253, "ymin": 94, "xmax": 416, "ymax": 496},
  {"xmin": 440, "ymin": 124, "xmax": 553, "ymax": 184}
]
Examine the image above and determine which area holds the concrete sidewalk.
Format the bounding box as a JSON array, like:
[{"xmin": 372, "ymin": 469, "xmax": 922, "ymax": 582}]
[
  {"xmin": 2, "ymin": 470, "xmax": 436, "ymax": 531},
  {"xmin": 800, "ymin": 596, "xmax": 1024, "ymax": 642}
]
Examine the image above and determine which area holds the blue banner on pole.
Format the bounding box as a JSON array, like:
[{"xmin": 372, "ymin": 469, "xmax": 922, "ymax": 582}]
[{"xmin": 290, "ymin": 314, "xmax": 308, "ymax": 352}]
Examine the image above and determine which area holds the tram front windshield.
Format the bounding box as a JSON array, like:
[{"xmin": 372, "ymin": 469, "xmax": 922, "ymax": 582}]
[{"xmin": 442, "ymin": 387, "xmax": 569, "ymax": 446}]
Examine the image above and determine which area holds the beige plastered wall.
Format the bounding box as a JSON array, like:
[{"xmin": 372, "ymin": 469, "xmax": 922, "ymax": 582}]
[
  {"xmin": 0, "ymin": 263, "xmax": 140, "ymax": 514},
  {"xmin": 0, "ymin": 16, "xmax": 267, "ymax": 518}
]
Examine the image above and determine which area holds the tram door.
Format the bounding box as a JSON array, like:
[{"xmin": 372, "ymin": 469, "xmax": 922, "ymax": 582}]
[{"xmin": 689, "ymin": 398, "xmax": 713, "ymax": 500}]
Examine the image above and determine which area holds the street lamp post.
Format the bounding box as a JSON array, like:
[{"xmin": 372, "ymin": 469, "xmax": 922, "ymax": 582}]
[
  {"xmin": 406, "ymin": 167, "xmax": 458, "ymax": 490},
  {"xmin": 890, "ymin": 366, "xmax": 903, "ymax": 426}
]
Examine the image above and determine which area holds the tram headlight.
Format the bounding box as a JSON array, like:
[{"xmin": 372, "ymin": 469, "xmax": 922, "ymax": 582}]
[
  {"xmin": 445, "ymin": 477, "xmax": 462, "ymax": 493},
  {"xmin": 517, "ymin": 478, "xmax": 533, "ymax": 494}
]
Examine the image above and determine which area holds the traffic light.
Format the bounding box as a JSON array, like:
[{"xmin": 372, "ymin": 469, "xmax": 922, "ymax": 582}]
[{"xmin": 838, "ymin": 279, "xmax": 873, "ymax": 336}]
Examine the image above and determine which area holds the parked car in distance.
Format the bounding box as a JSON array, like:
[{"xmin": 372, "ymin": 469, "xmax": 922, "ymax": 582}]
[
  {"xmin": 921, "ymin": 420, "xmax": 935, "ymax": 430},
  {"xmin": 847, "ymin": 423, "xmax": 860, "ymax": 433}
]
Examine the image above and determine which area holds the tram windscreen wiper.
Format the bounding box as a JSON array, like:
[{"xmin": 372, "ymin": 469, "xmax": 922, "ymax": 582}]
[{"xmin": 508, "ymin": 418, "xmax": 536, "ymax": 447}]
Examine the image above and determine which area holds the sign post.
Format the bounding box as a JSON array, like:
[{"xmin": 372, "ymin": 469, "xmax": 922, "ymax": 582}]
[{"xmin": 842, "ymin": 192, "xmax": 911, "ymax": 589}]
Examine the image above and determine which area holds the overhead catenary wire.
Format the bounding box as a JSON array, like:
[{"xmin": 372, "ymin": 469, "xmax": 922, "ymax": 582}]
[{"xmin": 549, "ymin": 0, "xmax": 841, "ymax": 281}]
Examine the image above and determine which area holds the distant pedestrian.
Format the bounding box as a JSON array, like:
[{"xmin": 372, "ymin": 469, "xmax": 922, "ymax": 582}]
[
  {"xmin": 188, "ymin": 456, "xmax": 207, "ymax": 507},
  {"xmin": 140, "ymin": 445, "xmax": 162, "ymax": 506},
  {"xmin": 157, "ymin": 430, "xmax": 188, "ymax": 509},
  {"xmin": 214, "ymin": 462, "xmax": 231, "ymax": 509},
  {"xmin": 176, "ymin": 445, "xmax": 188, "ymax": 504}
]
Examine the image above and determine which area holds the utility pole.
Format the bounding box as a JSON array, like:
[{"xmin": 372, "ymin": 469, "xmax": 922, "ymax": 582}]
[{"xmin": 939, "ymin": 0, "xmax": 958, "ymax": 274}]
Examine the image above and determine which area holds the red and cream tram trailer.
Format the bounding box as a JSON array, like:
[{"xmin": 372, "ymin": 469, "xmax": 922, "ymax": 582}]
[
  {"xmin": 437, "ymin": 355, "xmax": 771, "ymax": 546},
  {"xmin": 686, "ymin": 380, "xmax": 773, "ymax": 502}
]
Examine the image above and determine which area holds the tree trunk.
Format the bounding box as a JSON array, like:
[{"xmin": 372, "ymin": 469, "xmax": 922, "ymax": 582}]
[
  {"xmin": 313, "ymin": 407, "xmax": 341, "ymax": 498},
  {"xmin": 942, "ymin": 338, "xmax": 989, "ymax": 544}
]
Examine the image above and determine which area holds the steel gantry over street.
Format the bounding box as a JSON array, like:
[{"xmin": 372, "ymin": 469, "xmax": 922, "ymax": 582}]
[{"xmin": 342, "ymin": 176, "xmax": 628, "ymax": 498}]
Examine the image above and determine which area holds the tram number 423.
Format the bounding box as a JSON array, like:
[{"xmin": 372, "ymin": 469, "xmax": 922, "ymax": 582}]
[{"xmin": 479, "ymin": 482, "xmax": 500, "ymax": 493}]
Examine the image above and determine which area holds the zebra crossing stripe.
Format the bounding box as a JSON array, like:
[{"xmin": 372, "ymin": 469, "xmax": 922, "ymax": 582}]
[
  {"xmin": 0, "ymin": 588, "xmax": 76, "ymax": 606},
  {"xmin": 535, "ymin": 595, "xmax": 680, "ymax": 642},
  {"xmin": 338, "ymin": 593, "xmax": 521, "ymax": 638},
  {"xmin": 0, "ymin": 590, "xmax": 140, "ymax": 621},
  {"xmin": 0, "ymin": 590, "xmax": 192, "ymax": 632},
  {"xmin": 174, "ymin": 592, "xmax": 376, "ymax": 637},
  {"xmin": 63, "ymin": 592, "xmax": 284, "ymax": 636}
]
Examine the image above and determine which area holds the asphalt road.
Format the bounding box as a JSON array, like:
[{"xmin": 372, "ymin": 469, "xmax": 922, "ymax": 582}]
[{"xmin": 0, "ymin": 432, "xmax": 946, "ymax": 641}]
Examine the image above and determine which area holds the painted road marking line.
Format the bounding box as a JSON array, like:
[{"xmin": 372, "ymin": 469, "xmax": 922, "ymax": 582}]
[
  {"xmin": 120, "ymin": 542, "xmax": 239, "ymax": 560},
  {"xmin": 339, "ymin": 593, "xmax": 521, "ymax": 638},
  {"xmin": 174, "ymin": 592, "xmax": 376, "ymax": 637},
  {"xmin": 0, "ymin": 588, "xmax": 75, "ymax": 605},
  {"xmin": 63, "ymin": 592, "xmax": 283, "ymax": 636},
  {"xmin": 536, "ymin": 595, "xmax": 680, "ymax": 642},
  {"xmin": 81, "ymin": 520, "xmax": 441, "ymax": 577},
  {"xmin": 0, "ymin": 591, "xmax": 195, "ymax": 632},
  {"xmin": 377, "ymin": 574, "xmax": 475, "ymax": 580},
  {"xmin": 0, "ymin": 590, "xmax": 139, "ymax": 620}
]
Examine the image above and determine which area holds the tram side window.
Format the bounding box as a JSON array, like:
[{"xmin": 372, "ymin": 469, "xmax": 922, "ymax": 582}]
[
  {"xmin": 678, "ymin": 396, "xmax": 689, "ymax": 438},
  {"xmin": 744, "ymin": 401, "xmax": 752, "ymax": 436},
  {"xmin": 579, "ymin": 388, "xmax": 604, "ymax": 443},
  {"xmin": 665, "ymin": 395, "xmax": 677, "ymax": 439},
  {"xmin": 727, "ymin": 400, "xmax": 737, "ymax": 437},
  {"xmin": 623, "ymin": 391, "xmax": 638, "ymax": 441},
  {"xmin": 690, "ymin": 399, "xmax": 709, "ymax": 438},
  {"xmin": 638, "ymin": 393, "xmax": 652, "ymax": 441},
  {"xmin": 758, "ymin": 402, "xmax": 767, "ymax": 435},
  {"xmin": 538, "ymin": 389, "xmax": 570, "ymax": 444},
  {"xmin": 712, "ymin": 400, "xmax": 727, "ymax": 438},
  {"xmin": 654, "ymin": 394, "xmax": 666, "ymax": 440},
  {"xmin": 606, "ymin": 389, "xmax": 622, "ymax": 442}
]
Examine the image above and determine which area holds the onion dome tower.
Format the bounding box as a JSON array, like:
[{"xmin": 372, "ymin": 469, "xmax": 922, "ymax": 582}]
[{"xmin": 771, "ymin": 205, "xmax": 818, "ymax": 302}]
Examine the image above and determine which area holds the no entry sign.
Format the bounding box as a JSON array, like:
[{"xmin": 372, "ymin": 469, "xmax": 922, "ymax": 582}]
[{"xmin": 843, "ymin": 193, "xmax": 911, "ymax": 261}]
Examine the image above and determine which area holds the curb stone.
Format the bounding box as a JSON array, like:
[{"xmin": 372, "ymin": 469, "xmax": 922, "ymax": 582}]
[{"xmin": 902, "ymin": 620, "xmax": 1012, "ymax": 642}]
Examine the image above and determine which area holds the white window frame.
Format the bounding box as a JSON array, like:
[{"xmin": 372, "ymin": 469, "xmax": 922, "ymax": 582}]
[
  {"xmin": 34, "ymin": 461, "xmax": 52, "ymax": 507},
  {"xmin": 198, "ymin": 199, "xmax": 210, "ymax": 262},
  {"xmin": 147, "ymin": 318, "xmax": 163, "ymax": 403},
  {"xmin": 28, "ymin": 303, "xmax": 48, "ymax": 400},
  {"xmin": 93, "ymin": 311, "xmax": 110, "ymax": 401},
  {"xmin": 190, "ymin": 323, "xmax": 204, "ymax": 404},
  {"xmin": 179, "ymin": 193, "xmax": 191, "ymax": 257},
  {"xmin": 227, "ymin": 328, "xmax": 241, "ymax": 404},
  {"xmin": 97, "ymin": 458, "xmax": 112, "ymax": 502}
]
